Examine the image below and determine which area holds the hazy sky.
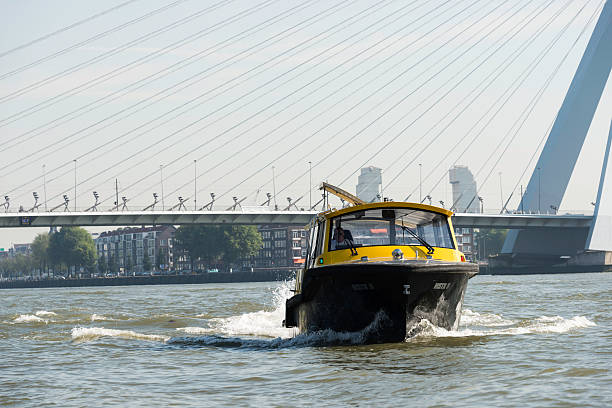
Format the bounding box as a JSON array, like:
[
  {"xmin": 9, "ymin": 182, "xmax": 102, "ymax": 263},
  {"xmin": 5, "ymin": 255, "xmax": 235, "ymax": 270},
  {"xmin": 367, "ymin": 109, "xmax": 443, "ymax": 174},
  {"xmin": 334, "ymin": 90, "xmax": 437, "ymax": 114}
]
[{"xmin": 0, "ymin": 0, "xmax": 610, "ymax": 248}]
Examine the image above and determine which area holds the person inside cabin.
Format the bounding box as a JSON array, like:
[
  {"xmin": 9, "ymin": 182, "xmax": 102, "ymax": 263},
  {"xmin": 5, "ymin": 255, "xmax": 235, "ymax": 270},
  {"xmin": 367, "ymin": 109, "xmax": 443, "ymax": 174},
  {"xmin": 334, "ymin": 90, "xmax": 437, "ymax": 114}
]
[
  {"xmin": 331, "ymin": 223, "xmax": 344, "ymax": 250},
  {"xmin": 331, "ymin": 222, "xmax": 353, "ymax": 250}
]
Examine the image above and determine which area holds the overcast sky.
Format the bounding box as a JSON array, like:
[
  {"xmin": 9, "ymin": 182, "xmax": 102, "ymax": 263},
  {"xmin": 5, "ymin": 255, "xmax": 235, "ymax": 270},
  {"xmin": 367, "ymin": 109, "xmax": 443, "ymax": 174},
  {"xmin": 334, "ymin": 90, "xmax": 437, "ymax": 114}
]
[{"xmin": 0, "ymin": 0, "xmax": 610, "ymax": 248}]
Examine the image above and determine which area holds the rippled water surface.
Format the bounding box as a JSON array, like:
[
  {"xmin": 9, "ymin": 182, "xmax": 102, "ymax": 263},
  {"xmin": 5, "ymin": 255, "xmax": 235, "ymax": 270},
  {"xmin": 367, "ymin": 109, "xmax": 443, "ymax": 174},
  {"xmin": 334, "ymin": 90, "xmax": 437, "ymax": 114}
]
[{"xmin": 1, "ymin": 273, "xmax": 610, "ymax": 407}]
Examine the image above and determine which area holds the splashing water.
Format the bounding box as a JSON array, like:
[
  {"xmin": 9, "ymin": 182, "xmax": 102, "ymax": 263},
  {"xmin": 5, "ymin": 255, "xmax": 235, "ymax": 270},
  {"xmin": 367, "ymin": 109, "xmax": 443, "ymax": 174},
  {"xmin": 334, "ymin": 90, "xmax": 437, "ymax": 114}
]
[
  {"xmin": 90, "ymin": 314, "xmax": 116, "ymax": 322},
  {"xmin": 169, "ymin": 310, "xmax": 394, "ymax": 349},
  {"xmin": 176, "ymin": 279, "xmax": 297, "ymax": 339},
  {"xmin": 71, "ymin": 327, "xmax": 170, "ymax": 343},
  {"xmin": 13, "ymin": 314, "xmax": 48, "ymax": 324},
  {"xmin": 35, "ymin": 310, "xmax": 57, "ymax": 317},
  {"xmin": 406, "ymin": 309, "xmax": 596, "ymax": 340},
  {"xmin": 67, "ymin": 280, "xmax": 597, "ymax": 348}
]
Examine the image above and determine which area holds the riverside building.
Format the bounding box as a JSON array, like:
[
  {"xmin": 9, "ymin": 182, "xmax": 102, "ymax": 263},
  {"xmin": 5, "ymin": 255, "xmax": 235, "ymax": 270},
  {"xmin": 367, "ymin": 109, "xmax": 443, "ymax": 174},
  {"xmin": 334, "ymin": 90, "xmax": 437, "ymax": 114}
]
[
  {"xmin": 95, "ymin": 226, "xmax": 176, "ymax": 273},
  {"xmin": 242, "ymin": 225, "xmax": 308, "ymax": 272}
]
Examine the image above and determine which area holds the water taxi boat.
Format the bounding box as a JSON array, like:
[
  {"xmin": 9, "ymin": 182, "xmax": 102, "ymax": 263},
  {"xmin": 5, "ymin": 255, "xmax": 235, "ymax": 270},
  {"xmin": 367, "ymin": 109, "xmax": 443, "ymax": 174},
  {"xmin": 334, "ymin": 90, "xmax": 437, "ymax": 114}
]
[{"xmin": 283, "ymin": 183, "xmax": 478, "ymax": 343}]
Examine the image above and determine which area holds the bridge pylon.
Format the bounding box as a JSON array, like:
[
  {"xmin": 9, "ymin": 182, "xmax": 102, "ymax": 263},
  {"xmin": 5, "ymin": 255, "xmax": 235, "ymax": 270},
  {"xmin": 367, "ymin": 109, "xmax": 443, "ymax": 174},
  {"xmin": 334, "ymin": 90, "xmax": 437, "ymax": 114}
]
[{"xmin": 503, "ymin": 0, "xmax": 612, "ymax": 263}]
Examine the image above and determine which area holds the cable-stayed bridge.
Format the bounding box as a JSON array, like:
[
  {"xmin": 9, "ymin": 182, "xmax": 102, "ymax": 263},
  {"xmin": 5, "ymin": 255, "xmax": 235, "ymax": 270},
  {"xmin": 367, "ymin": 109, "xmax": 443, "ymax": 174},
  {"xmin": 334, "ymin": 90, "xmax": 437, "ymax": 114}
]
[{"xmin": 0, "ymin": 0, "xmax": 610, "ymax": 265}]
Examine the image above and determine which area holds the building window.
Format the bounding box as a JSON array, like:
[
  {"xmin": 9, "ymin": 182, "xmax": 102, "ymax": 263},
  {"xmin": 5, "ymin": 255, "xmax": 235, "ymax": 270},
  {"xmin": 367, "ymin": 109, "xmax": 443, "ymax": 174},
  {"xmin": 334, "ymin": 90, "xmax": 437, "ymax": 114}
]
[
  {"xmin": 301, "ymin": 249, "xmax": 307, "ymax": 257},
  {"xmin": 463, "ymin": 236, "xmax": 471, "ymax": 243},
  {"xmin": 463, "ymin": 228, "xmax": 471, "ymax": 234},
  {"xmin": 275, "ymin": 240, "xmax": 285, "ymax": 248},
  {"xmin": 292, "ymin": 241, "xmax": 300, "ymax": 248},
  {"xmin": 274, "ymin": 230, "xmax": 286, "ymax": 239},
  {"xmin": 292, "ymin": 231, "xmax": 300, "ymax": 239}
]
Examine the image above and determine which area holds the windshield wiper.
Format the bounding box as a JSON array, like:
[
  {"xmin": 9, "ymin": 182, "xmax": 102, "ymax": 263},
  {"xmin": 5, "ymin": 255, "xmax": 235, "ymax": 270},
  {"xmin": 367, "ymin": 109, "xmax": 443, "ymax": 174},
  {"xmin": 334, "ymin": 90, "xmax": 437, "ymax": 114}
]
[
  {"xmin": 400, "ymin": 225, "xmax": 435, "ymax": 255},
  {"xmin": 344, "ymin": 230, "xmax": 358, "ymax": 256}
]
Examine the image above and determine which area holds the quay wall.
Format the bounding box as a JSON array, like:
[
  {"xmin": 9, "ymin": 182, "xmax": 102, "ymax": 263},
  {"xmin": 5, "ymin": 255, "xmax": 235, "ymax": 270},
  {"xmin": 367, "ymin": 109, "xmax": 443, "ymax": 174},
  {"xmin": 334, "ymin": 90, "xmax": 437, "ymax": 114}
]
[
  {"xmin": 481, "ymin": 264, "xmax": 612, "ymax": 275},
  {"xmin": 0, "ymin": 270, "xmax": 295, "ymax": 290}
]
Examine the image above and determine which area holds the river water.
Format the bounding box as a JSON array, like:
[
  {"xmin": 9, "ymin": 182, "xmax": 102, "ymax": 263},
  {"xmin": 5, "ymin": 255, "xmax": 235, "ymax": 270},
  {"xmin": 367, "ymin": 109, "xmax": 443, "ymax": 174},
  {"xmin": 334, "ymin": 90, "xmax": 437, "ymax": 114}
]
[{"xmin": 1, "ymin": 273, "xmax": 610, "ymax": 407}]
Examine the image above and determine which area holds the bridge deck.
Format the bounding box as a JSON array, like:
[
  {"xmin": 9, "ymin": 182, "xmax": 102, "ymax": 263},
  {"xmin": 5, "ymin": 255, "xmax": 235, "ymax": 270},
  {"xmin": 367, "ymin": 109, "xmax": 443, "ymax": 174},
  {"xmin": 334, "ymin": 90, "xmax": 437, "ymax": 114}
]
[{"xmin": 0, "ymin": 211, "xmax": 593, "ymax": 229}]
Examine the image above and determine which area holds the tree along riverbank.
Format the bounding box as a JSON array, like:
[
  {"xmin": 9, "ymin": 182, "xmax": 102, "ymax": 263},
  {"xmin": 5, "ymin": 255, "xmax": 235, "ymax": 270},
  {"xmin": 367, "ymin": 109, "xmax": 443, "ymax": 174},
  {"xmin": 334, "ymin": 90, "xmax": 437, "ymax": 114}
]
[{"xmin": 0, "ymin": 270, "xmax": 295, "ymax": 289}]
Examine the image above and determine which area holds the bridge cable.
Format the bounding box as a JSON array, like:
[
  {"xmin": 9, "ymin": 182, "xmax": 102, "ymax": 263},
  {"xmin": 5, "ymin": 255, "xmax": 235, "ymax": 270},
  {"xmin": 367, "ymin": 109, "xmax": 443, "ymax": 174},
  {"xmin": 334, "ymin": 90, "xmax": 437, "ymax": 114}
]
[
  {"xmin": 4, "ymin": 0, "xmax": 386, "ymax": 204},
  {"xmin": 0, "ymin": 0, "xmax": 337, "ymax": 174},
  {"xmin": 202, "ymin": 0, "xmax": 508, "ymax": 205},
  {"xmin": 333, "ymin": 0, "xmax": 569, "ymax": 200},
  {"xmin": 0, "ymin": 0, "xmax": 237, "ymax": 105},
  {"xmin": 0, "ymin": 0, "xmax": 196, "ymax": 85},
  {"xmin": 282, "ymin": 0, "xmax": 556, "ymax": 206},
  {"xmin": 379, "ymin": 0, "xmax": 585, "ymax": 202},
  {"xmin": 156, "ymin": 0, "xmax": 464, "ymax": 203},
  {"xmin": 0, "ymin": 0, "xmax": 141, "ymax": 59},
  {"xmin": 0, "ymin": 0, "xmax": 282, "ymax": 139},
  {"xmin": 85, "ymin": 0, "xmax": 450, "ymax": 208},
  {"xmin": 0, "ymin": 0, "xmax": 306, "ymax": 151}
]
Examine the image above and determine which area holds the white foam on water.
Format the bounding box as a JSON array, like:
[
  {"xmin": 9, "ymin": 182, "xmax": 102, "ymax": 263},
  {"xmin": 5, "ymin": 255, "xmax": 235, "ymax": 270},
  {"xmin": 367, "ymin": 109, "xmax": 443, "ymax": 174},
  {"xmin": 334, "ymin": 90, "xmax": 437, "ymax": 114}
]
[
  {"xmin": 184, "ymin": 280, "xmax": 297, "ymax": 339},
  {"xmin": 460, "ymin": 309, "xmax": 516, "ymax": 327},
  {"xmin": 90, "ymin": 314, "xmax": 116, "ymax": 322},
  {"xmin": 169, "ymin": 280, "xmax": 596, "ymax": 348},
  {"xmin": 206, "ymin": 308, "xmax": 296, "ymax": 339},
  {"xmin": 169, "ymin": 310, "xmax": 391, "ymax": 349},
  {"xmin": 35, "ymin": 310, "xmax": 57, "ymax": 317},
  {"xmin": 408, "ymin": 314, "xmax": 597, "ymax": 340},
  {"xmin": 176, "ymin": 326, "xmax": 212, "ymax": 335},
  {"xmin": 13, "ymin": 314, "xmax": 48, "ymax": 323},
  {"xmin": 71, "ymin": 327, "xmax": 170, "ymax": 342}
]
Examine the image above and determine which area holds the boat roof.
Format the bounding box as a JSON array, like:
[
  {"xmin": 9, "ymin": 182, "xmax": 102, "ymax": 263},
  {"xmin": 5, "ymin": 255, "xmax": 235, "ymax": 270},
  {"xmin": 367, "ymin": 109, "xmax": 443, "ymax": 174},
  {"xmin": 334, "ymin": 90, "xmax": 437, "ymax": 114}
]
[{"xmin": 320, "ymin": 201, "xmax": 454, "ymax": 219}]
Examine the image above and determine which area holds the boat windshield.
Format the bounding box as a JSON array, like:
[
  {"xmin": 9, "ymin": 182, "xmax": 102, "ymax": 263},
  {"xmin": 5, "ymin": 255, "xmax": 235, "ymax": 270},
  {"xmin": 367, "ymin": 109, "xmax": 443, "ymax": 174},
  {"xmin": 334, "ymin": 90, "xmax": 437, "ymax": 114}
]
[{"xmin": 329, "ymin": 207, "xmax": 454, "ymax": 251}]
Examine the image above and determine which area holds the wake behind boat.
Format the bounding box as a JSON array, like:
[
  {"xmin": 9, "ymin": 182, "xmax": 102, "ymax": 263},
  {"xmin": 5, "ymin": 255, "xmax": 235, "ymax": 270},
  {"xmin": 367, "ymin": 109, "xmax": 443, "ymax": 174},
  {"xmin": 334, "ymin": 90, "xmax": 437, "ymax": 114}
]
[{"xmin": 283, "ymin": 183, "xmax": 478, "ymax": 343}]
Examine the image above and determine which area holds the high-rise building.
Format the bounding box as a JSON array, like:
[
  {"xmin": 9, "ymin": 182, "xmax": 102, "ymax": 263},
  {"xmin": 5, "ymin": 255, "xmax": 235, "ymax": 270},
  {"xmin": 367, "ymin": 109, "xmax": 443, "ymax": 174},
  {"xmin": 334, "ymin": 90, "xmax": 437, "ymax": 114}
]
[
  {"xmin": 449, "ymin": 165, "xmax": 479, "ymax": 260},
  {"xmin": 356, "ymin": 166, "xmax": 382, "ymax": 203},
  {"xmin": 449, "ymin": 165, "xmax": 480, "ymax": 213}
]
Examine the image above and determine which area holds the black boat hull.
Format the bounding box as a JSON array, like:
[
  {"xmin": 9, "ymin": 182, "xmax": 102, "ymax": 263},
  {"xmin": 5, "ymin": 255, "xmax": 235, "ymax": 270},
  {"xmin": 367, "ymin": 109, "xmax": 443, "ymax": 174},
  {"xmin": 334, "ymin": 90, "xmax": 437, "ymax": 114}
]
[{"xmin": 285, "ymin": 261, "xmax": 478, "ymax": 343}]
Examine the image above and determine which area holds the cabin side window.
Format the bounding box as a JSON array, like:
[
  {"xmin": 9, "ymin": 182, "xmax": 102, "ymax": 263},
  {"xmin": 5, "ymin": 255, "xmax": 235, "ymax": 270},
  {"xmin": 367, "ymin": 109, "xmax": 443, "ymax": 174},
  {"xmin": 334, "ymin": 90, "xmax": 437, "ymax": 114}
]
[
  {"xmin": 314, "ymin": 221, "xmax": 326, "ymax": 259},
  {"xmin": 306, "ymin": 221, "xmax": 322, "ymax": 268}
]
